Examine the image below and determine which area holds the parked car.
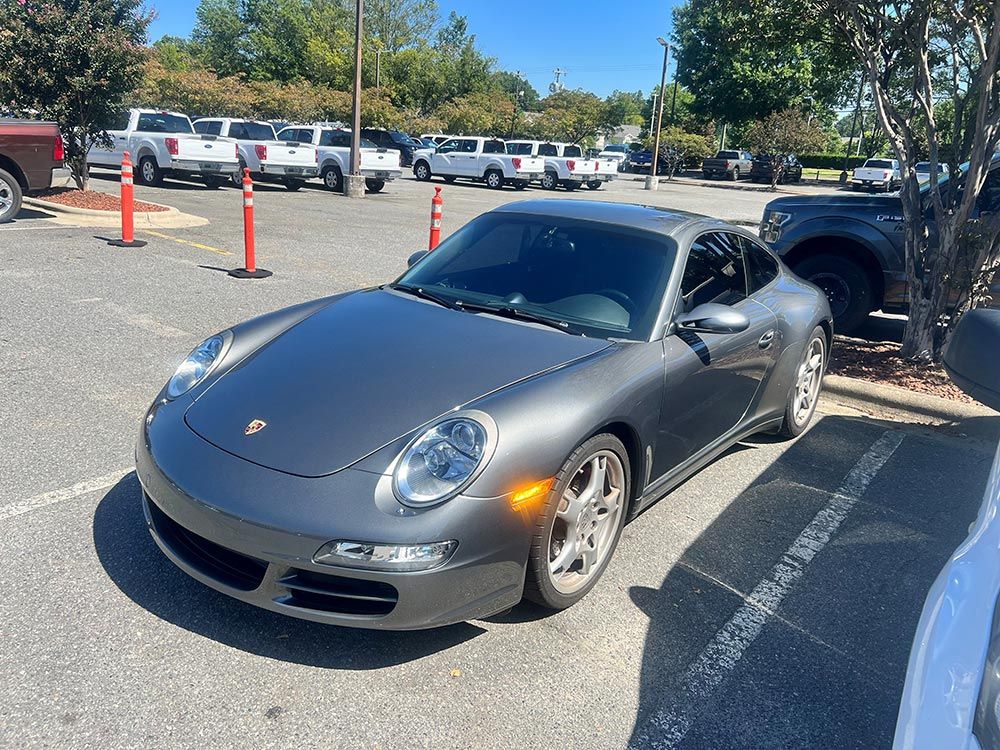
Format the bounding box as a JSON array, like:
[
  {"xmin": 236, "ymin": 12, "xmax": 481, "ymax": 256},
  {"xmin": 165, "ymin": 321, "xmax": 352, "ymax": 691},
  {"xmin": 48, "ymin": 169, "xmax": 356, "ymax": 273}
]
[
  {"xmin": 598, "ymin": 143, "xmax": 634, "ymax": 172},
  {"xmin": 505, "ymin": 140, "xmax": 606, "ymax": 191},
  {"xmin": 894, "ymin": 308, "xmax": 1000, "ymax": 750},
  {"xmin": 851, "ymin": 157, "xmax": 901, "ymax": 192},
  {"xmin": 915, "ymin": 161, "xmax": 950, "ymax": 182},
  {"xmin": 750, "ymin": 154, "xmax": 803, "ymax": 184},
  {"xmin": 702, "ymin": 150, "xmax": 754, "ymax": 180},
  {"xmin": 628, "ymin": 149, "xmax": 668, "ymax": 175},
  {"xmin": 412, "ymin": 136, "xmax": 544, "ymax": 190},
  {"xmin": 421, "ymin": 133, "xmax": 454, "ymax": 146},
  {"xmin": 0, "ymin": 119, "xmax": 69, "ymax": 223},
  {"xmin": 760, "ymin": 157, "xmax": 1000, "ymax": 332},
  {"xmin": 412, "ymin": 137, "xmax": 439, "ymax": 151},
  {"xmin": 88, "ymin": 109, "xmax": 239, "ymax": 188},
  {"xmin": 193, "ymin": 118, "xmax": 318, "ymax": 190},
  {"xmin": 360, "ymin": 128, "xmax": 420, "ymax": 167},
  {"xmin": 276, "ymin": 125, "xmax": 401, "ymax": 193},
  {"xmin": 135, "ymin": 199, "xmax": 832, "ymax": 630}
]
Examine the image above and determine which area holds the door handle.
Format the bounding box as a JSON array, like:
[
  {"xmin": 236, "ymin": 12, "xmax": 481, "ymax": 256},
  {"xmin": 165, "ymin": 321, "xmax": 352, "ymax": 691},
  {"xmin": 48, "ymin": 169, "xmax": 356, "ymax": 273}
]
[{"xmin": 759, "ymin": 330, "xmax": 776, "ymax": 348}]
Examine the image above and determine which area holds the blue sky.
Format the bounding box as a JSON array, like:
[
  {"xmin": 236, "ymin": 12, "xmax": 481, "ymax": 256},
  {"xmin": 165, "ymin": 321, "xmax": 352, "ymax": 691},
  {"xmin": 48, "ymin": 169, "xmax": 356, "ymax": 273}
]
[{"xmin": 147, "ymin": 0, "xmax": 680, "ymax": 98}]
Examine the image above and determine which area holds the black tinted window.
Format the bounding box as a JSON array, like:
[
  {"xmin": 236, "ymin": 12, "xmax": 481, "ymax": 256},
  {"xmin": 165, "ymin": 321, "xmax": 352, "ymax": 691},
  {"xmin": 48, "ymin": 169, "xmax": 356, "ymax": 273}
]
[
  {"xmin": 458, "ymin": 139, "xmax": 478, "ymax": 153},
  {"xmin": 483, "ymin": 140, "xmax": 505, "ymax": 154},
  {"xmin": 538, "ymin": 143, "xmax": 559, "ymax": 156},
  {"xmin": 563, "ymin": 145, "xmax": 583, "ymax": 158},
  {"xmin": 741, "ymin": 237, "xmax": 780, "ymax": 293},
  {"xmin": 978, "ymin": 169, "xmax": 1000, "ymax": 214},
  {"xmin": 320, "ymin": 129, "xmax": 351, "ymax": 147},
  {"xmin": 111, "ymin": 111, "xmax": 131, "ymax": 130},
  {"xmin": 681, "ymin": 233, "xmax": 747, "ymax": 308},
  {"xmin": 136, "ymin": 113, "xmax": 193, "ymax": 134},
  {"xmin": 506, "ymin": 142, "xmax": 534, "ymax": 155}
]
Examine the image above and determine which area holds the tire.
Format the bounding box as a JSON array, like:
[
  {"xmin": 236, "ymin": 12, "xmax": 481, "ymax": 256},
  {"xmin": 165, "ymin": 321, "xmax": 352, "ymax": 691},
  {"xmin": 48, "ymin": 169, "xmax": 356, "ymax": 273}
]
[
  {"xmin": 523, "ymin": 433, "xmax": 631, "ymax": 610},
  {"xmin": 0, "ymin": 167, "xmax": 23, "ymax": 224},
  {"xmin": 513, "ymin": 179, "xmax": 528, "ymax": 190},
  {"xmin": 413, "ymin": 160, "xmax": 431, "ymax": 181},
  {"xmin": 541, "ymin": 171, "xmax": 559, "ymax": 190},
  {"xmin": 321, "ymin": 164, "xmax": 344, "ymax": 193},
  {"xmin": 564, "ymin": 181, "xmax": 579, "ymax": 191},
  {"xmin": 202, "ymin": 175, "xmax": 227, "ymax": 189},
  {"xmin": 794, "ymin": 253, "xmax": 874, "ymax": 334},
  {"xmin": 443, "ymin": 175, "xmax": 456, "ymax": 183},
  {"xmin": 136, "ymin": 156, "xmax": 162, "ymax": 187},
  {"xmin": 586, "ymin": 181, "xmax": 602, "ymax": 190},
  {"xmin": 231, "ymin": 161, "xmax": 247, "ymax": 188},
  {"xmin": 777, "ymin": 327, "xmax": 827, "ymax": 439},
  {"xmin": 284, "ymin": 178, "xmax": 305, "ymax": 191},
  {"xmin": 702, "ymin": 171, "xmax": 712, "ymax": 180},
  {"xmin": 365, "ymin": 178, "xmax": 385, "ymax": 193},
  {"xmin": 485, "ymin": 169, "xmax": 504, "ymax": 190},
  {"xmin": 730, "ymin": 166, "xmax": 740, "ymax": 181}
]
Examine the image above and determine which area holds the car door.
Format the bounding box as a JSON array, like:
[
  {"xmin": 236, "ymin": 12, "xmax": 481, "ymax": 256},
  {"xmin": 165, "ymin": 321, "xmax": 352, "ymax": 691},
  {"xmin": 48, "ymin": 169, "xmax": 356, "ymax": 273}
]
[
  {"xmin": 91, "ymin": 111, "xmax": 131, "ymax": 165},
  {"xmin": 431, "ymin": 139, "xmax": 462, "ymax": 175},
  {"xmin": 652, "ymin": 231, "xmax": 779, "ymax": 477}
]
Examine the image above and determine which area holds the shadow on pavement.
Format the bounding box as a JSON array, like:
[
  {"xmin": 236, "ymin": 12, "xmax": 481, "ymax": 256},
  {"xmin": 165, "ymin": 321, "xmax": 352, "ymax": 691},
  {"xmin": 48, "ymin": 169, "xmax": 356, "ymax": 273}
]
[
  {"xmin": 92, "ymin": 473, "xmax": 484, "ymax": 669},
  {"xmin": 626, "ymin": 413, "xmax": 997, "ymax": 750},
  {"xmin": 853, "ymin": 313, "xmax": 906, "ymax": 344},
  {"xmin": 12, "ymin": 205, "xmax": 55, "ymax": 221}
]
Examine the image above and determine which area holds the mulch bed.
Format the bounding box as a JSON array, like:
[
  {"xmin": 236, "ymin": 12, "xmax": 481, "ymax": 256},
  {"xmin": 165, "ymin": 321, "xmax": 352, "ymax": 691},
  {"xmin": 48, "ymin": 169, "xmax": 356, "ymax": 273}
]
[
  {"xmin": 32, "ymin": 188, "xmax": 169, "ymax": 213},
  {"xmin": 828, "ymin": 336, "xmax": 973, "ymax": 404}
]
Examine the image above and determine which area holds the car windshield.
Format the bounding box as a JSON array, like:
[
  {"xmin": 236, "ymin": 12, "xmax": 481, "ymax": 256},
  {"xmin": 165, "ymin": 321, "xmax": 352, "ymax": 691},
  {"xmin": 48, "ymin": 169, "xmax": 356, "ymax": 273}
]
[
  {"xmin": 136, "ymin": 113, "xmax": 193, "ymax": 134},
  {"xmin": 396, "ymin": 212, "xmax": 676, "ymax": 340},
  {"xmin": 865, "ymin": 159, "xmax": 894, "ymax": 168}
]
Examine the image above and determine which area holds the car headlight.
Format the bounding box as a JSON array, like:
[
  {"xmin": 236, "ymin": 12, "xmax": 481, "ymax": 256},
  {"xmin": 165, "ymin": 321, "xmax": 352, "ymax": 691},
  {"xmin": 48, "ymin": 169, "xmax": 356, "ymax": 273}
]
[
  {"xmin": 760, "ymin": 210, "xmax": 792, "ymax": 242},
  {"xmin": 165, "ymin": 332, "xmax": 231, "ymax": 399},
  {"xmin": 393, "ymin": 417, "xmax": 491, "ymax": 507}
]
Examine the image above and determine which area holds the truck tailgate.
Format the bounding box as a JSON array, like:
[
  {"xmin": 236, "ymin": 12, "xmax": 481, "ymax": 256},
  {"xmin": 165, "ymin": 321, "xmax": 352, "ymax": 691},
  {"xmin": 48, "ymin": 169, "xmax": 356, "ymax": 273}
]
[
  {"xmin": 515, "ymin": 156, "xmax": 545, "ymax": 172},
  {"xmin": 263, "ymin": 141, "xmax": 317, "ymax": 167},
  {"xmin": 177, "ymin": 135, "xmax": 238, "ymax": 165},
  {"xmin": 360, "ymin": 149, "xmax": 401, "ymax": 172},
  {"xmin": 596, "ymin": 159, "xmax": 618, "ymax": 175}
]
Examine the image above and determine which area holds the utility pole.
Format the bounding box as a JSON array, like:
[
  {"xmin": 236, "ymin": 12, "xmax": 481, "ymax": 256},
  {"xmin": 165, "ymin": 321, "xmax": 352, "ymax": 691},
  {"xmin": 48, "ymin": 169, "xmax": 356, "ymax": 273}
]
[
  {"xmin": 509, "ymin": 70, "xmax": 522, "ymax": 140},
  {"xmin": 669, "ymin": 76, "xmax": 679, "ymax": 124},
  {"xmin": 375, "ymin": 48, "xmax": 382, "ymax": 88},
  {"xmin": 346, "ymin": 0, "xmax": 365, "ymax": 197},
  {"xmin": 649, "ymin": 92, "xmax": 658, "ymax": 134},
  {"xmin": 645, "ymin": 38, "xmax": 669, "ymax": 191}
]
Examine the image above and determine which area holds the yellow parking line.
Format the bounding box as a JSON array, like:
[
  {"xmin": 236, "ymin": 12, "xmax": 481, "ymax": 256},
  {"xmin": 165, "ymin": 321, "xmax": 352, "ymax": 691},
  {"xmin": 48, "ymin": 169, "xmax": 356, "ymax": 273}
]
[{"xmin": 140, "ymin": 230, "xmax": 233, "ymax": 256}]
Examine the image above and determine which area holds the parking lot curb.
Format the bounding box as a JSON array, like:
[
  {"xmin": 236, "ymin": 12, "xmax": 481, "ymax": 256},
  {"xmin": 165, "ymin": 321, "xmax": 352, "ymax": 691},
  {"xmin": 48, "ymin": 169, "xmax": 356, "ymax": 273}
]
[
  {"xmin": 823, "ymin": 373, "xmax": 997, "ymax": 430},
  {"xmin": 23, "ymin": 197, "xmax": 208, "ymax": 229}
]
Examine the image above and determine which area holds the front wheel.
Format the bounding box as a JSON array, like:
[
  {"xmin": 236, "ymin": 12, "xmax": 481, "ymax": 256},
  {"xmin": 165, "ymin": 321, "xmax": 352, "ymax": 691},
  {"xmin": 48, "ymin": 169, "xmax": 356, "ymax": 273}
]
[
  {"xmin": 485, "ymin": 169, "xmax": 505, "ymax": 190},
  {"xmin": 230, "ymin": 161, "xmax": 247, "ymax": 188},
  {"xmin": 365, "ymin": 178, "xmax": 385, "ymax": 193},
  {"xmin": 512, "ymin": 179, "xmax": 528, "ymax": 190},
  {"xmin": 524, "ymin": 434, "xmax": 630, "ymax": 610},
  {"xmin": 777, "ymin": 327, "xmax": 827, "ymax": 439},
  {"xmin": 0, "ymin": 167, "xmax": 24, "ymax": 224},
  {"xmin": 413, "ymin": 161, "xmax": 432, "ymax": 181},
  {"xmin": 564, "ymin": 181, "xmax": 579, "ymax": 191},
  {"xmin": 731, "ymin": 166, "xmax": 740, "ymax": 181},
  {"xmin": 794, "ymin": 253, "xmax": 874, "ymax": 333}
]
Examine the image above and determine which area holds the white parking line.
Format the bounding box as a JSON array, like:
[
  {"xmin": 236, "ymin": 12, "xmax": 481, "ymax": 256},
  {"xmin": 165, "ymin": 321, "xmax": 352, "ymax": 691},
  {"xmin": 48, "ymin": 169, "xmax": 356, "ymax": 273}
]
[
  {"xmin": 0, "ymin": 470, "xmax": 131, "ymax": 522},
  {"xmin": 631, "ymin": 430, "xmax": 906, "ymax": 750}
]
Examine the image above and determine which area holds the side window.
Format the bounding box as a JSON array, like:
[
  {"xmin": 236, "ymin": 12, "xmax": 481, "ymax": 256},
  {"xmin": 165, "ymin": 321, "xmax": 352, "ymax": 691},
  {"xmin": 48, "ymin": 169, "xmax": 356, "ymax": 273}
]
[
  {"xmin": 111, "ymin": 111, "xmax": 131, "ymax": 130},
  {"xmin": 563, "ymin": 145, "xmax": 582, "ymax": 158},
  {"xmin": 483, "ymin": 140, "xmax": 505, "ymax": 154},
  {"xmin": 680, "ymin": 232, "xmax": 748, "ymax": 309},
  {"xmin": 538, "ymin": 143, "xmax": 559, "ymax": 157},
  {"xmin": 437, "ymin": 139, "xmax": 458, "ymax": 154},
  {"xmin": 459, "ymin": 139, "xmax": 479, "ymax": 153},
  {"xmin": 977, "ymin": 169, "xmax": 1000, "ymax": 215},
  {"xmin": 229, "ymin": 122, "xmax": 249, "ymax": 140},
  {"xmin": 193, "ymin": 121, "xmax": 210, "ymax": 134},
  {"xmin": 741, "ymin": 236, "xmax": 781, "ymax": 293},
  {"xmin": 277, "ymin": 128, "xmax": 295, "ymax": 142}
]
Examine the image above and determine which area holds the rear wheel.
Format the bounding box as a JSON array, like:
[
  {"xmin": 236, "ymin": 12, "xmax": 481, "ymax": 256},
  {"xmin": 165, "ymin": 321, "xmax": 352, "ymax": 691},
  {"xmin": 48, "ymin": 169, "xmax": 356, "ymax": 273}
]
[
  {"xmin": 321, "ymin": 165, "xmax": 344, "ymax": 193},
  {"xmin": 777, "ymin": 328, "xmax": 827, "ymax": 439},
  {"xmin": 230, "ymin": 160, "xmax": 247, "ymax": 188},
  {"xmin": 413, "ymin": 161, "xmax": 431, "ymax": 181},
  {"xmin": 485, "ymin": 169, "xmax": 504, "ymax": 190},
  {"xmin": 731, "ymin": 166, "xmax": 740, "ymax": 181},
  {"xmin": 136, "ymin": 156, "xmax": 162, "ymax": 187},
  {"xmin": 586, "ymin": 180, "xmax": 602, "ymax": 190},
  {"xmin": 202, "ymin": 176, "xmax": 227, "ymax": 189},
  {"xmin": 284, "ymin": 178, "xmax": 305, "ymax": 191},
  {"xmin": 564, "ymin": 181, "xmax": 579, "ymax": 191},
  {"xmin": 512, "ymin": 179, "xmax": 528, "ymax": 190},
  {"xmin": 443, "ymin": 175, "xmax": 456, "ymax": 183},
  {"xmin": 0, "ymin": 167, "xmax": 23, "ymax": 224},
  {"xmin": 794, "ymin": 253, "xmax": 874, "ymax": 333},
  {"xmin": 365, "ymin": 178, "xmax": 385, "ymax": 193},
  {"xmin": 541, "ymin": 171, "xmax": 559, "ymax": 190},
  {"xmin": 524, "ymin": 434, "xmax": 630, "ymax": 610}
]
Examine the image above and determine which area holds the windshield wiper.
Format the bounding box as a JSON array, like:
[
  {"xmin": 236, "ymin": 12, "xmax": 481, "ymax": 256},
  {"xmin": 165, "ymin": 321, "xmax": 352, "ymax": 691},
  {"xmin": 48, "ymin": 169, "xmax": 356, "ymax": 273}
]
[
  {"xmin": 455, "ymin": 301, "xmax": 583, "ymax": 335},
  {"xmin": 384, "ymin": 283, "xmax": 464, "ymax": 311}
]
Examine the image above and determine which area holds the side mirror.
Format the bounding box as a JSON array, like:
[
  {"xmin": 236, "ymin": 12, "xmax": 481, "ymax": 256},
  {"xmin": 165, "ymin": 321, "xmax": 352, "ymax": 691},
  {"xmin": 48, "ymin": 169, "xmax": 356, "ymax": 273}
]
[
  {"xmin": 674, "ymin": 303, "xmax": 750, "ymax": 335},
  {"xmin": 407, "ymin": 250, "xmax": 428, "ymax": 267},
  {"xmin": 943, "ymin": 308, "xmax": 1000, "ymax": 412}
]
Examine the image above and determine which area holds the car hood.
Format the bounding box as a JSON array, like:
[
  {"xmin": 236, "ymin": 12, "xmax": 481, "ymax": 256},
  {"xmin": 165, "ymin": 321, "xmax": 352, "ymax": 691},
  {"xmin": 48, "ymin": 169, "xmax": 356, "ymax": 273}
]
[{"xmin": 184, "ymin": 289, "xmax": 611, "ymax": 477}]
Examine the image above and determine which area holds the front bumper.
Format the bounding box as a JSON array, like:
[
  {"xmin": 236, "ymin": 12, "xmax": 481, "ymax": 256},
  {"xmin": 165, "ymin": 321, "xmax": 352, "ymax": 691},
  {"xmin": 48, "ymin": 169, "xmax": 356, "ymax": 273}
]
[{"xmin": 135, "ymin": 402, "xmax": 533, "ymax": 629}]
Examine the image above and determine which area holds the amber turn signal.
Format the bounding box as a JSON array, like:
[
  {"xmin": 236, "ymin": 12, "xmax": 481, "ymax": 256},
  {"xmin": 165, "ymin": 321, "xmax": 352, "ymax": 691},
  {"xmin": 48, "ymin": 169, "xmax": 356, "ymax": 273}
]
[{"xmin": 509, "ymin": 478, "xmax": 555, "ymax": 510}]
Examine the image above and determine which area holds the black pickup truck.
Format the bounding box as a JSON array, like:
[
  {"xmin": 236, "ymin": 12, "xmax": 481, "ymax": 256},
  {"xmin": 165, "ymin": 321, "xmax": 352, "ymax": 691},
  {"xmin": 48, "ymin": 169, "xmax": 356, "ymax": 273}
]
[{"xmin": 760, "ymin": 160, "xmax": 1000, "ymax": 332}]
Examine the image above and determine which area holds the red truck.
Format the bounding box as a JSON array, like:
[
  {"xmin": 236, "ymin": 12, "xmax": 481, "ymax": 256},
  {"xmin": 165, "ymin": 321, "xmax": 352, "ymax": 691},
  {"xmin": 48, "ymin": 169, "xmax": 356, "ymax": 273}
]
[{"xmin": 0, "ymin": 119, "xmax": 69, "ymax": 223}]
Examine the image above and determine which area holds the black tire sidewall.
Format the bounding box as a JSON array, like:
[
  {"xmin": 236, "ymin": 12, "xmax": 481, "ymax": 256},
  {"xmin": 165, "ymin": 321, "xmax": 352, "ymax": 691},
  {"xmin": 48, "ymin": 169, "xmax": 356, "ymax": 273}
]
[
  {"xmin": 414, "ymin": 161, "xmax": 431, "ymax": 181},
  {"xmin": 794, "ymin": 254, "xmax": 873, "ymax": 333},
  {"xmin": 137, "ymin": 156, "xmax": 160, "ymax": 186},
  {"xmin": 523, "ymin": 433, "xmax": 631, "ymax": 610},
  {"xmin": 542, "ymin": 171, "xmax": 557, "ymax": 190},
  {"xmin": 486, "ymin": 170, "xmax": 503, "ymax": 189},
  {"xmin": 0, "ymin": 167, "xmax": 23, "ymax": 223},
  {"xmin": 322, "ymin": 166, "xmax": 343, "ymax": 192}
]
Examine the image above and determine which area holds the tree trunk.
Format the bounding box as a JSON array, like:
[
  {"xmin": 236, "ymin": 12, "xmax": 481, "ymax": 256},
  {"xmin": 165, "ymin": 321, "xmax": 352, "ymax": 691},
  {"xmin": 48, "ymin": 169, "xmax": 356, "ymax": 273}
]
[
  {"xmin": 69, "ymin": 154, "xmax": 88, "ymax": 191},
  {"xmin": 900, "ymin": 298, "xmax": 938, "ymax": 361}
]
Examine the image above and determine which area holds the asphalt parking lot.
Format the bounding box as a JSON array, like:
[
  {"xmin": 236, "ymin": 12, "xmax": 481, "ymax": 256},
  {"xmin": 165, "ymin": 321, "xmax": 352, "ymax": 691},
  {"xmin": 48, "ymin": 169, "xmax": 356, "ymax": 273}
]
[{"xmin": 2, "ymin": 171, "xmax": 998, "ymax": 749}]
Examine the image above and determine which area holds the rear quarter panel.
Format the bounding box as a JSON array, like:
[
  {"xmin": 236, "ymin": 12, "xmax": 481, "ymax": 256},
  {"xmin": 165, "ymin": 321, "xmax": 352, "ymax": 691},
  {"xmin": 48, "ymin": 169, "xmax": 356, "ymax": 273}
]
[{"xmin": 0, "ymin": 122, "xmax": 60, "ymax": 190}]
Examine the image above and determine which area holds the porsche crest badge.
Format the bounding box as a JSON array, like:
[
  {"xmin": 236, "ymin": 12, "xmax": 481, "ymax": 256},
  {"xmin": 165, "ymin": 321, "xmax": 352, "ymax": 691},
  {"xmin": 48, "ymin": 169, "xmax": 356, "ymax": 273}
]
[{"xmin": 244, "ymin": 419, "xmax": 267, "ymax": 436}]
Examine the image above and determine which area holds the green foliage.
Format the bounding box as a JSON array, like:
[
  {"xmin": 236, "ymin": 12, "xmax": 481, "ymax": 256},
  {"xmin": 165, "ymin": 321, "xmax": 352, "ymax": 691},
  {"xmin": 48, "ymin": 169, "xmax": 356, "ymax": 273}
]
[
  {"xmin": 0, "ymin": 0, "xmax": 151, "ymax": 189},
  {"xmin": 605, "ymin": 90, "xmax": 645, "ymax": 128},
  {"xmin": 191, "ymin": 0, "xmax": 246, "ymax": 77},
  {"xmin": 365, "ymin": 0, "xmax": 437, "ymax": 53},
  {"xmin": 437, "ymin": 91, "xmax": 514, "ymax": 136},
  {"xmin": 746, "ymin": 108, "xmax": 828, "ymax": 187},
  {"xmin": 529, "ymin": 90, "xmax": 612, "ymax": 143},
  {"xmin": 491, "ymin": 71, "xmax": 540, "ymax": 111},
  {"xmin": 655, "ymin": 125, "xmax": 715, "ymax": 176},
  {"xmin": 796, "ymin": 152, "xmax": 869, "ymax": 170}
]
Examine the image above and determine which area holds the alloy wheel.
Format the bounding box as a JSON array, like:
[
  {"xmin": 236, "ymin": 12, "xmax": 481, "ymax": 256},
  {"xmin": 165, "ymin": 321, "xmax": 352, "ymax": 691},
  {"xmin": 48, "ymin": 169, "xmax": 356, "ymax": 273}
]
[
  {"xmin": 793, "ymin": 337, "xmax": 825, "ymax": 427},
  {"xmin": 142, "ymin": 160, "xmax": 156, "ymax": 183},
  {"xmin": 325, "ymin": 169, "xmax": 341, "ymax": 190},
  {"xmin": 547, "ymin": 451, "xmax": 625, "ymax": 595},
  {"xmin": 0, "ymin": 176, "xmax": 12, "ymax": 215}
]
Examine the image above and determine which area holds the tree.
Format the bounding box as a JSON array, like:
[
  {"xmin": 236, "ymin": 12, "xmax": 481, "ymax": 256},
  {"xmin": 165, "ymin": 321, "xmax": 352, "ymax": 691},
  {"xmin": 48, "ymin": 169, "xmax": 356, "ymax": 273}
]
[
  {"xmin": 672, "ymin": 0, "xmax": 854, "ymax": 124},
  {"xmin": 243, "ymin": 0, "xmax": 312, "ymax": 81},
  {"xmin": 151, "ymin": 35, "xmax": 202, "ymax": 72},
  {"xmin": 365, "ymin": 0, "xmax": 437, "ymax": 52},
  {"xmin": 436, "ymin": 91, "xmax": 514, "ymax": 135},
  {"xmin": 825, "ymin": 0, "xmax": 1000, "ymax": 360},
  {"xmin": 654, "ymin": 126, "xmax": 715, "ymax": 179},
  {"xmin": 492, "ymin": 71, "xmax": 541, "ymax": 111},
  {"xmin": 605, "ymin": 90, "xmax": 646, "ymax": 127},
  {"xmin": 0, "ymin": 0, "xmax": 151, "ymax": 190},
  {"xmin": 746, "ymin": 108, "xmax": 827, "ymax": 188},
  {"xmin": 191, "ymin": 0, "xmax": 247, "ymax": 77},
  {"xmin": 530, "ymin": 90, "xmax": 611, "ymax": 143}
]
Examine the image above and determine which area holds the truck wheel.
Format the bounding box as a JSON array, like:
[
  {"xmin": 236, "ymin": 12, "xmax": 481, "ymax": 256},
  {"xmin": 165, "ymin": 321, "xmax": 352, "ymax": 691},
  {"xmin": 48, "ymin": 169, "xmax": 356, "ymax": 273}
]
[
  {"xmin": 586, "ymin": 181, "xmax": 602, "ymax": 190},
  {"xmin": 413, "ymin": 161, "xmax": 431, "ymax": 181},
  {"xmin": 0, "ymin": 167, "xmax": 23, "ymax": 224},
  {"xmin": 231, "ymin": 160, "xmax": 247, "ymax": 188},
  {"xmin": 541, "ymin": 171, "xmax": 559, "ymax": 190},
  {"xmin": 284, "ymin": 178, "xmax": 305, "ymax": 191},
  {"xmin": 443, "ymin": 175, "xmax": 456, "ymax": 183},
  {"xmin": 794, "ymin": 254, "xmax": 874, "ymax": 333},
  {"xmin": 513, "ymin": 180, "xmax": 528, "ymax": 190},
  {"xmin": 321, "ymin": 165, "xmax": 344, "ymax": 193},
  {"xmin": 564, "ymin": 181, "xmax": 579, "ymax": 191},
  {"xmin": 137, "ymin": 156, "xmax": 162, "ymax": 187},
  {"xmin": 485, "ymin": 170, "xmax": 505, "ymax": 190},
  {"xmin": 202, "ymin": 176, "xmax": 227, "ymax": 189},
  {"xmin": 730, "ymin": 166, "xmax": 740, "ymax": 181},
  {"xmin": 365, "ymin": 178, "xmax": 385, "ymax": 193},
  {"xmin": 702, "ymin": 171, "xmax": 712, "ymax": 180}
]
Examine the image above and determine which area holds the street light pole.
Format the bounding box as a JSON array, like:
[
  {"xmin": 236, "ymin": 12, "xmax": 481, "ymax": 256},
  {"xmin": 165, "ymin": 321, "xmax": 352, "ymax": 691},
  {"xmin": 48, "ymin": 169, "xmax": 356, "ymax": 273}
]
[
  {"xmin": 346, "ymin": 0, "xmax": 365, "ymax": 197},
  {"xmin": 645, "ymin": 38, "xmax": 670, "ymax": 191}
]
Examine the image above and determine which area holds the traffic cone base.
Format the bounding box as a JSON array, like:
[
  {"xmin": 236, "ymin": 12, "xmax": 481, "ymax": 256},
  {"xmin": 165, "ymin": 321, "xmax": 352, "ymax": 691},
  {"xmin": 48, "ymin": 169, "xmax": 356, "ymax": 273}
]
[
  {"xmin": 228, "ymin": 267, "xmax": 272, "ymax": 279},
  {"xmin": 107, "ymin": 238, "xmax": 148, "ymax": 248}
]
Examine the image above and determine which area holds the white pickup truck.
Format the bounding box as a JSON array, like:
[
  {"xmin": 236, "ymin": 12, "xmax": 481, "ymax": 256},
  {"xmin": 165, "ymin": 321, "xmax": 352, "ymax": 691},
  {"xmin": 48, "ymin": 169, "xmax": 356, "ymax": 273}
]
[
  {"xmin": 88, "ymin": 108, "xmax": 239, "ymax": 187},
  {"xmin": 412, "ymin": 137, "xmax": 543, "ymax": 190},
  {"xmin": 851, "ymin": 157, "xmax": 901, "ymax": 192},
  {"xmin": 505, "ymin": 140, "xmax": 607, "ymax": 191},
  {"xmin": 193, "ymin": 118, "xmax": 318, "ymax": 190},
  {"xmin": 276, "ymin": 125, "xmax": 401, "ymax": 193},
  {"xmin": 558, "ymin": 142, "xmax": 617, "ymax": 190}
]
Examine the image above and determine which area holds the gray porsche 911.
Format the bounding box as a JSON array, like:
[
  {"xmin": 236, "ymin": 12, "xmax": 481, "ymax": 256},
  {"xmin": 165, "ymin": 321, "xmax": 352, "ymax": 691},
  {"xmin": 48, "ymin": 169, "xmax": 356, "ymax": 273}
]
[{"xmin": 137, "ymin": 200, "xmax": 832, "ymax": 630}]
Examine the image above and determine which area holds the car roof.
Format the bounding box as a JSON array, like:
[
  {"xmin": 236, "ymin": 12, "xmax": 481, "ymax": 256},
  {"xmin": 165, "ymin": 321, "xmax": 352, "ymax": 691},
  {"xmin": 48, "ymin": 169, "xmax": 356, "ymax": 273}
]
[{"xmin": 491, "ymin": 199, "xmax": 729, "ymax": 237}]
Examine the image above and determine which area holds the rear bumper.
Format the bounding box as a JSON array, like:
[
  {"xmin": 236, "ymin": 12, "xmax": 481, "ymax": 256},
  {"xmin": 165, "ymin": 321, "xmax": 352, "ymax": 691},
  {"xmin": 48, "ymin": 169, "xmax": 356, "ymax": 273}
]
[
  {"xmin": 170, "ymin": 160, "xmax": 239, "ymax": 174},
  {"xmin": 260, "ymin": 164, "xmax": 319, "ymax": 178},
  {"xmin": 48, "ymin": 166, "xmax": 73, "ymax": 189},
  {"xmin": 360, "ymin": 168, "xmax": 402, "ymax": 181}
]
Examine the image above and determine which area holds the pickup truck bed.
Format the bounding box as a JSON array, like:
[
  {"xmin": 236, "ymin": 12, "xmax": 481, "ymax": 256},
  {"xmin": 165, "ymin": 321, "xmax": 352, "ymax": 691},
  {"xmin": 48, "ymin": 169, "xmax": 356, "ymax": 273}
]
[{"xmin": 0, "ymin": 119, "xmax": 68, "ymax": 222}]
